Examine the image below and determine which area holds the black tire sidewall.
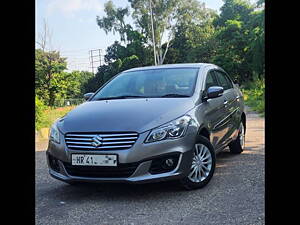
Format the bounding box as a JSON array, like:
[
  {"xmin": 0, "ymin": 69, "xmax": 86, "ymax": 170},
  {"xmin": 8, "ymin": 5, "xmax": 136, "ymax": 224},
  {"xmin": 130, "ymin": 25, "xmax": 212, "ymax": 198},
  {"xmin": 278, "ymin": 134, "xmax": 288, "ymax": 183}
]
[{"xmin": 229, "ymin": 122, "xmax": 244, "ymax": 154}]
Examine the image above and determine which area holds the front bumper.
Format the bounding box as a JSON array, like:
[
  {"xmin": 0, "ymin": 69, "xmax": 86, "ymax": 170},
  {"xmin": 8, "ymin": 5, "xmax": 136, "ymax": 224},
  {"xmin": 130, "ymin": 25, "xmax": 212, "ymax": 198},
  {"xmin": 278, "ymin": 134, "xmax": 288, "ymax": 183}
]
[{"xmin": 46, "ymin": 127, "xmax": 197, "ymax": 184}]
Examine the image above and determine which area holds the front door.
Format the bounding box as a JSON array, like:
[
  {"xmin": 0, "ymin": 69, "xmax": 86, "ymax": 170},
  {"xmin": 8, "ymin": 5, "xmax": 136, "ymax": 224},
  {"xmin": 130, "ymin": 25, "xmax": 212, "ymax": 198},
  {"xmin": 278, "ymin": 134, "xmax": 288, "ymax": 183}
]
[
  {"xmin": 200, "ymin": 70, "xmax": 227, "ymax": 150},
  {"xmin": 213, "ymin": 70, "xmax": 238, "ymax": 146}
]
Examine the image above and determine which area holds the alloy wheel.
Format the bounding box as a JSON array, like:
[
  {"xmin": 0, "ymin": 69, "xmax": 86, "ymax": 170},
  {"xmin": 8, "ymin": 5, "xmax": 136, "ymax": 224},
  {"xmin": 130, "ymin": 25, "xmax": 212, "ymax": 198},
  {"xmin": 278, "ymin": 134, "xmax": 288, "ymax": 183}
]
[
  {"xmin": 239, "ymin": 123, "xmax": 245, "ymax": 149},
  {"xmin": 188, "ymin": 144, "xmax": 212, "ymax": 183}
]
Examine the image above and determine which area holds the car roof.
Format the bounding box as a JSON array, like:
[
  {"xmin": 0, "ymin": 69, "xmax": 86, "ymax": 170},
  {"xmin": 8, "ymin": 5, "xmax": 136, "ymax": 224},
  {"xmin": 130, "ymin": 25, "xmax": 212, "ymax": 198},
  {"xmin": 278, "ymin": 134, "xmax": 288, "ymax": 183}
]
[{"xmin": 123, "ymin": 63, "xmax": 216, "ymax": 73}]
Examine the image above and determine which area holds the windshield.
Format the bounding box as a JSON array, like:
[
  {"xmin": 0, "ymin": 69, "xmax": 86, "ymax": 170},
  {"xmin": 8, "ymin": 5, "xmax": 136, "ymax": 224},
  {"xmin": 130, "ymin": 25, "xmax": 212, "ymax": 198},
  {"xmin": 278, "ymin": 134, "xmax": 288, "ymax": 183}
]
[{"xmin": 91, "ymin": 68, "xmax": 199, "ymax": 100}]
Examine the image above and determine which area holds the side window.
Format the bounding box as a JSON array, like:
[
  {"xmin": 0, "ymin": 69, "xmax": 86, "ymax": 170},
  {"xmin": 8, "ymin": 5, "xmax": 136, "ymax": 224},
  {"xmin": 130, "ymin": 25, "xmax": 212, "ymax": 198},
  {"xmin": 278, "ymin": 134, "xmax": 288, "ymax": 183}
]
[
  {"xmin": 205, "ymin": 71, "xmax": 219, "ymax": 91},
  {"xmin": 131, "ymin": 74, "xmax": 147, "ymax": 94},
  {"xmin": 214, "ymin": 71, "xmax": 233, "ymax": 90}
]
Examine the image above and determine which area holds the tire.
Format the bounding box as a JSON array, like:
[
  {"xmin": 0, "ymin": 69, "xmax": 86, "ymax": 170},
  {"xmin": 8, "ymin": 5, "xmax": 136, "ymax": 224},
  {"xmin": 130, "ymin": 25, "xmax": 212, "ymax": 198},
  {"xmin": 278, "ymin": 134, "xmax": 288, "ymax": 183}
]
[
  {"xmin": 228, "ymin": 121, "xmax": 245, "ymax": 154},
  {"xmin": 180, "ymin": 136, "xmax": 216, "ymax": 190}
]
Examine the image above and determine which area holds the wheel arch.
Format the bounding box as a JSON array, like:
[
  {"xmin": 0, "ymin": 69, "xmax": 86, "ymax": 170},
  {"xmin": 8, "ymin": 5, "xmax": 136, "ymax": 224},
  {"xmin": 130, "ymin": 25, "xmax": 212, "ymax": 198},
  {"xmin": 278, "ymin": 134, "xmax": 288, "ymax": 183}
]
[{"xmin": 197, "ymin": 126, "xmax": 210, "ymax": 141}]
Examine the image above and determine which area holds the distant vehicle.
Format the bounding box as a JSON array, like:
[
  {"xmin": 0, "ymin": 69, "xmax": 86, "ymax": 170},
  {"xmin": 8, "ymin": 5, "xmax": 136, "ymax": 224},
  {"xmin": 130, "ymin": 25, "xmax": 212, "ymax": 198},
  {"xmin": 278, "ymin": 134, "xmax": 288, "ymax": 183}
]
[{"xmin": 46, "ymin": 63, "xmax": 246, "ymax": 189}]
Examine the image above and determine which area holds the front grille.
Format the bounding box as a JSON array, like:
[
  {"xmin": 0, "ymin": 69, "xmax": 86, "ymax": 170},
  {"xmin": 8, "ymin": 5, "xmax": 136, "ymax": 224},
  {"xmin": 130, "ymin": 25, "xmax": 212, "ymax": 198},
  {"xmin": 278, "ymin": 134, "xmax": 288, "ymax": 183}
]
[
  {"xmin": 63, "ymin": 162, "xmax": 139, "ymax": 178},
  {"xmin": 65, "ymin": 132, "xmax": 139, "ymax": 150}
]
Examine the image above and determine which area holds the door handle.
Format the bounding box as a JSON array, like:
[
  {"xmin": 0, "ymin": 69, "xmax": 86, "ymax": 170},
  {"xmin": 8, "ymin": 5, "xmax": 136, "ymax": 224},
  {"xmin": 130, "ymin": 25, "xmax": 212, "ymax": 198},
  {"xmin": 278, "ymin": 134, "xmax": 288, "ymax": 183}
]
[{"xmin": 224, "ymin": 100, "xmax": 228, "ymax": 105}]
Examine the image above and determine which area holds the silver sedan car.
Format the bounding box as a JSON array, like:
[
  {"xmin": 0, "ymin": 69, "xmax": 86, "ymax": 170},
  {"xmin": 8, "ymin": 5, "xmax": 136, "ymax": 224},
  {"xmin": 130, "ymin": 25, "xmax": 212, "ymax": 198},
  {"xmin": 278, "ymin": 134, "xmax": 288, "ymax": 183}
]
[{"xmin": 46, "ymin": 63, "xmax": 246, "ymax": 189}]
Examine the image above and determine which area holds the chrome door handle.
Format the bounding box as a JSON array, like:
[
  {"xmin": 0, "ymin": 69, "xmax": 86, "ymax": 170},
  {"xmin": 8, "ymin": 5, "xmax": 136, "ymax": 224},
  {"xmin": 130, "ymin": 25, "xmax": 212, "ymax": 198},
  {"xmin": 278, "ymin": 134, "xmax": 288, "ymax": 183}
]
[{"xmin": 224, "ymin": 100, "xmax": 228, "ymax": 105}]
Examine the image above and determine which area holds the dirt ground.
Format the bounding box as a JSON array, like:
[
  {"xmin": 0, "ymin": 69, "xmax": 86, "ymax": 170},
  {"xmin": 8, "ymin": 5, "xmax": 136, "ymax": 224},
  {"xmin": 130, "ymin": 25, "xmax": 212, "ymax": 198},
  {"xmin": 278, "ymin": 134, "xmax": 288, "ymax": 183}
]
[{"xmin": 35, "ymin": 106, "xmax": 265, "ymax": 225}]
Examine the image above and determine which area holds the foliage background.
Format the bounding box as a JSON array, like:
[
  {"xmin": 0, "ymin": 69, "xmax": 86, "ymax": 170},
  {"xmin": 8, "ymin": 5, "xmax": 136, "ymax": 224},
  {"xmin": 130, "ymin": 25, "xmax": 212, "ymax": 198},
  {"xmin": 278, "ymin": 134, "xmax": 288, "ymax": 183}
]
[{"xmin": 35, "ymin": 0, "xmax": 265, "ymax": 130}]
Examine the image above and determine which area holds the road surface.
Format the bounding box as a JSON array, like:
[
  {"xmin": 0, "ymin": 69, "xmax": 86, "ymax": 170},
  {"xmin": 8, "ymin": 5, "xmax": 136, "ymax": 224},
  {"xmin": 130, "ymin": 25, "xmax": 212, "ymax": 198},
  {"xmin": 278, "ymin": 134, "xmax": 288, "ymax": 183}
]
[{"xmin": 35, "ymin": 107, "xmax": 264, "ymax": 225}]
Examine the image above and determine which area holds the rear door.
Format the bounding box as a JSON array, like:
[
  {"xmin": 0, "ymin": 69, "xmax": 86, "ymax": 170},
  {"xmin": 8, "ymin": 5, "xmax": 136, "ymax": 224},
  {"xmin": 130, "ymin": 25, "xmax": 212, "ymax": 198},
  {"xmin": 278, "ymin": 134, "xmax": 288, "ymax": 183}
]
[{"xmin": 213, "ymin": 70, "xmax": 237, "ymax": 145}]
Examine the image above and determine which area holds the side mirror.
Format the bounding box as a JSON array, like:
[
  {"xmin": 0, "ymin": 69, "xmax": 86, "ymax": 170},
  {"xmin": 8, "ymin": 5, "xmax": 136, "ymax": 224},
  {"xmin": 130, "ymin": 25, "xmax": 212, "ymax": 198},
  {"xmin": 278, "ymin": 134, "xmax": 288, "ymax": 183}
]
[
  {"xmin": 233, "ymin": 79, "xmax": 239, "ymax": 87},
  {"xmin": 203, "ymin": 86, "xmax": 224, "ymax": 101},
  {"xmin": 83, "ymin": 92, "xmax": 94, "ymax": 101}
]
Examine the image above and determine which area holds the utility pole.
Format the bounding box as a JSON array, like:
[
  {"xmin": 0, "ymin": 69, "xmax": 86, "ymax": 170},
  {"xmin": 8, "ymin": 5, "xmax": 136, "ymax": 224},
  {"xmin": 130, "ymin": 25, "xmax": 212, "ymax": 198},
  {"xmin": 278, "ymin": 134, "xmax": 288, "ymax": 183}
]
[
  {"xmin": 149, "ymin": 0, "xmax": 157, "ymax": 66},
  {"xmin": 89, "ymin": 49, "xmax": 102, "ymax": 74}
]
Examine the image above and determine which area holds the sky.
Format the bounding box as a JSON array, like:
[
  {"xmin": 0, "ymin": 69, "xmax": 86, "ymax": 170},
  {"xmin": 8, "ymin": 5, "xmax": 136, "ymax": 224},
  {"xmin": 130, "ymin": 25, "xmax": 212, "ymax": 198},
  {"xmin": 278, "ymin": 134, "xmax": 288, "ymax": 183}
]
[{"xmin": 35, "ymin": 0, "xmax": 227, "ymax": 72}]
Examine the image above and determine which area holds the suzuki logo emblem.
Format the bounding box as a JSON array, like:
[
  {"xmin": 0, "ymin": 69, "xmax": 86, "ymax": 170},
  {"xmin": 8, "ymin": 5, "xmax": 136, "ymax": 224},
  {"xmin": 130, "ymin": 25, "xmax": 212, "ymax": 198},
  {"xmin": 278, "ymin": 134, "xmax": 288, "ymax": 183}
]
[{"xmin": 91, "ymin": 135, "xmax": 103, "ymax": 147}]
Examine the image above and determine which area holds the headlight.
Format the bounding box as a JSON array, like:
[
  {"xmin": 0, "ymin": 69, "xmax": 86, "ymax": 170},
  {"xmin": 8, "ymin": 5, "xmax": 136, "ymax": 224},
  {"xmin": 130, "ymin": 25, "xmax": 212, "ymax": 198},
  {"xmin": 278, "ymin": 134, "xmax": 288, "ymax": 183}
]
[
  {"xmin": 145, "ymin": 115, "xmax": 191, "ymax": 143},
  {"xmin": 50, "ymin": 122, "xmax": 60, "ymax": 144}
]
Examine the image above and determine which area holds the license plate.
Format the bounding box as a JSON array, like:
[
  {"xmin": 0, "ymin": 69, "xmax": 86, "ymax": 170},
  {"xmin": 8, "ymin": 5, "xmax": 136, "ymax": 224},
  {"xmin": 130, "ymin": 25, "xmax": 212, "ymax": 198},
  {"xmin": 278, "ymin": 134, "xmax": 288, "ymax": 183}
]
[{"xmin": 71, "ymin": 154, "xmax": 117, "ymax": 166}]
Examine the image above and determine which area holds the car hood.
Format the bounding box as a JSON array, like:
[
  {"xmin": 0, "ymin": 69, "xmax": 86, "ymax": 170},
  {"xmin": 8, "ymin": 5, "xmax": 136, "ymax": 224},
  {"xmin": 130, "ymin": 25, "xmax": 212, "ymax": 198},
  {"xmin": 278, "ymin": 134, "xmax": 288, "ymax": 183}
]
[{"xmin": 57, "ymin": 98, "xmax": 195, "ymax": 134}]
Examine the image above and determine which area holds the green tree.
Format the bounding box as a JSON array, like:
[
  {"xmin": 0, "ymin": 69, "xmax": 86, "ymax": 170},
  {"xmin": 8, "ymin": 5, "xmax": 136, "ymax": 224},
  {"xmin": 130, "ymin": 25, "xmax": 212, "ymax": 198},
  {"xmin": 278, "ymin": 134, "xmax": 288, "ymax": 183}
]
[
  {"xmin": 94, "ymin": 0, "xmax": 264, "ymax": 86},
  {"xmin": 212, "ymin": 19, "xmax": 251, "ymax": 81},
  {"xmin": 211, "ymin": 0, "xmax": 264, "ymax": 82},
  {"xmin": 98, "ymin": 1, "xmax": 152, "ymax": 66},
  {"xmin": 247, "ymin": 7, "xmax": 265, "ymax": 78},
  {"xmin": 129, "ymin": 0, "xmax": 215, "ymax": 65},
  {"xmin": 120, "ymin": 55, "xmax": 140, "ymax": 71},
  {"xmin": 97, "ymin": 0, "xmax": 130, "ymax": 43},
  {"xmin": 164, "ymin": 13, "xmax": 217, "ymax": 64},
  {"xmin": 54, "ymin": 71, "xmax": 95, "ymax": 100},
  {"xmin": 98, "ymin": 0, "xmax": 215, "ymax": 65},
  {"xmin": 35, "ymin": 49, "xmax": 67, "ymax": 106},
  {"xmin": 214, "ymin": 0, "xmax": 254, "ymax": 27},
  {"xmin": 129, "ymin": 0, "xmax": 178, "ymax": 64},
  {"xmin": 54, "ymin": 71, "xmax": 82, "ymax": 100},
  {"xmin": 105, "ymin": 41, "xmax": 128, "ymax": 63},
  {"xmin": 78, "ymin": 71, "xmax": 95, "ymax": 96},
  {"xmin": 35, "ymin": 95, "xmax": 47, "ymax": 130}
]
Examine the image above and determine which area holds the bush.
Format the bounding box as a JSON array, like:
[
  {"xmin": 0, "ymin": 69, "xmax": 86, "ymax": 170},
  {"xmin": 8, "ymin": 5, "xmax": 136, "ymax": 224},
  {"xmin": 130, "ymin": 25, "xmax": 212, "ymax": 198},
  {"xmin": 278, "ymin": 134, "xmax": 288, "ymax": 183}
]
[
  {"xmin": 241, "ymin": 78, "xmax": 265, "ymax": 116},
  {"xmin": 35, "ymin": 96, "xmax": 47, "ymax": 131}
]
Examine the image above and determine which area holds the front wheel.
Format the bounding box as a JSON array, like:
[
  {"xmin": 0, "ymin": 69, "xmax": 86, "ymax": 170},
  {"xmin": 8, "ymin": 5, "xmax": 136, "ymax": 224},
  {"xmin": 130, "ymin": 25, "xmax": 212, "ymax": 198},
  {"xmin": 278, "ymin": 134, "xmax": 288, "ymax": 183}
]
[{"xmin": 180, "ymin": 136, "xmax": 216, "ymax": 190}]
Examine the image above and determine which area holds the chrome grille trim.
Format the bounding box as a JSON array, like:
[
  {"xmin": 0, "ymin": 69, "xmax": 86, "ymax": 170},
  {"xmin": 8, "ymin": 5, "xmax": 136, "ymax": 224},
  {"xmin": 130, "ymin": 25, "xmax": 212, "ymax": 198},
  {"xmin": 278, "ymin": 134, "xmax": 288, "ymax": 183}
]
[
  {"xmin": 67, "ymin": 145, "xmax": 133, "ymax": 149},
  {"xmin": 66, "ymin": 133, "xmax": 138, "ymax": 138},
  {"xmin": 66, "ymin": 141, "xmax": 135, "ymax": 145},
  {"xmin": 65, "ymin": 137, "xmax": 93, "ymax": 141},
  {"xmin": 102, "ymin": 137, "xmax": 138, "ymax": 141},
  {"xmin": 65, "ymin": 132, "xmax": 139, "ymax": 150}
]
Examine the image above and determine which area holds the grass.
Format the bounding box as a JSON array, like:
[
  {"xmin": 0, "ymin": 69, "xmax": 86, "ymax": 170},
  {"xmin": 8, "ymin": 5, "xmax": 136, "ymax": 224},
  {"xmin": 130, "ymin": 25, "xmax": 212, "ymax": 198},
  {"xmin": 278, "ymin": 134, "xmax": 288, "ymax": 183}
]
[
  {"xmin": 241, "ymin": 78, "xmax": 265, "ymax": 117},
  {"xmin": 36, "ymin": 106, "xmax": 76, "ymax": 131}
]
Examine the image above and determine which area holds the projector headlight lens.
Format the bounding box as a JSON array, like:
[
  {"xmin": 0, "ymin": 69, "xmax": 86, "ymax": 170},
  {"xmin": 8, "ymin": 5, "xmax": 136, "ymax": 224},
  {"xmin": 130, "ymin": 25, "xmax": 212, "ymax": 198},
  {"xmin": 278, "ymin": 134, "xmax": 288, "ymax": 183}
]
[
  {"xmin": 49, "ymin": 121, "xmax": 60, "ymax": 144},
  {"xmin": 145, "ymin": 115, "xmax": 191, "ymax": 143}
]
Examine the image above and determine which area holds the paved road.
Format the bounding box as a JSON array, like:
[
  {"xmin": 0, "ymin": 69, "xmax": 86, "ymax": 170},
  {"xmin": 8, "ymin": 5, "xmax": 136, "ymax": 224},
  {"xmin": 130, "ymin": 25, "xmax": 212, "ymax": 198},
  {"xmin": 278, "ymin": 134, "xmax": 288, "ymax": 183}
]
[{"xmin": 35, "ymin": 109, "xmax": 264, "ymax": 225}]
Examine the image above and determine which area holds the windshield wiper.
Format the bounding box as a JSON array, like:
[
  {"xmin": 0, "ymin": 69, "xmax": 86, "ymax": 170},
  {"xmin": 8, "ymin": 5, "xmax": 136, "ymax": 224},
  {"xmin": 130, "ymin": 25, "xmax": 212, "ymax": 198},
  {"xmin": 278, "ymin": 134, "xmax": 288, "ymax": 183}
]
[
  {"xmin": 160, "ymin": 94, "xmax": 190, "ymax": 98},
  {"xmin": 94, "ymin": 95, "xmax": 148, "ymax": 101}
]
